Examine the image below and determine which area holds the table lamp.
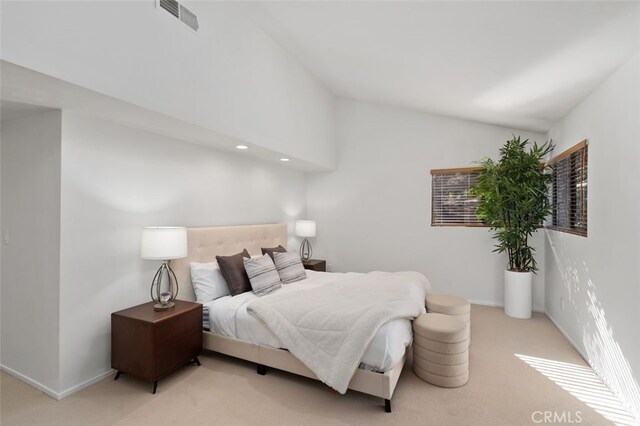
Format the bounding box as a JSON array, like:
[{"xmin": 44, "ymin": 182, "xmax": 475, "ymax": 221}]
[
  {"xmin": 295, "ymin": 220, "xmax": 316, "ymax": 261},
  {"xmin": 141, "ymin": 226, "xmax": 187, "ymax": 311}
]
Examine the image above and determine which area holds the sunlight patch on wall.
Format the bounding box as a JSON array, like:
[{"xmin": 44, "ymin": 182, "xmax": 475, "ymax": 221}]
[
  {"xmin": 516, "ymin": 354, "xmax": 636, "ymax": 425},
  {"xmin": 546, "ymin": 231, "xmax": 640, "ymax": 422},
  {"xmin": 583, "ymin": 274, "xmax": 640, "ymax": 423}
]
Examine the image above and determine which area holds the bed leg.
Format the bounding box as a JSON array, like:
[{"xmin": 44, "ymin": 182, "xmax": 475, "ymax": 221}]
[
  {"xmin": 384, "ymin": 399, "xmax": 392, "ymax": 413},
  {"xmin": 257, "ymin": 364, "xmax": 267, "ymax": 375}
]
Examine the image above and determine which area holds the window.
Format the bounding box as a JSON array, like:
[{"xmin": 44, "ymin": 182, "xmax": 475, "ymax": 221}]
[
  {"xmin": 548, "ymin": 140, "xmax": 588, "ymax": 236},
  {"xmin": 431, "ymin": 167, "xmax": 484, "ymax": 226}
]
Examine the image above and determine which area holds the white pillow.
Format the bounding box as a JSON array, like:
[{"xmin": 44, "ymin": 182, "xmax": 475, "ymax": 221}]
[{"xmin": 190, "ymin": 262, "xmax": 230, "ymax": 303}]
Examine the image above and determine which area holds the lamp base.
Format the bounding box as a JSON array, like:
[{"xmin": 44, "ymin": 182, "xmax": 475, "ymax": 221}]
[
  {"xmin": 153, "ymin": 302, "xmax": 175, "ymax": 312},
  {"xmin": 299, "ymin": 238, "xmax": 313, "ymax": 261},
  {"xmin": 150, "ymin": 261, "xmax": 180, "ymax": 311}
]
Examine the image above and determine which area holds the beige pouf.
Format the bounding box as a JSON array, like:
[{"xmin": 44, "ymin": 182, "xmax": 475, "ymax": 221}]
[
  {"xmin": 413, "ymin": 313, "xmax": 469, "ymax": 388},
  {"xmin": 426, "ymin": 293, "xmax": 471, "ymax": 344}
]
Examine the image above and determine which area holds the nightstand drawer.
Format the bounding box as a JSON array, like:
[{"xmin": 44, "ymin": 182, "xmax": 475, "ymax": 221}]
[
  {"xmin": 156, "ymin": 329, "xmax": 202, "ymax": 376},
  {"xmin": 155, "ymin": 306, "xmax": 201, "ymax": 346}
]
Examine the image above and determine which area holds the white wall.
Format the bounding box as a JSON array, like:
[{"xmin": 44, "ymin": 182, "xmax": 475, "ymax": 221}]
[
  {"xmin": 1, "ymin": 111, "xmax": 62, "ymax": 395},
  {"xmin": 307, "ymin": 100, "xmax": 546, "ymax": 309},
  {"xmin": 57, "ymin": 112, "xmax": 307, "ymax": 394},
  {"xmin": 1, "ymin": 1, "xmax": 336, "ymax": 169},
  {"xmin": 545, "ymin": 51, "xmax": 640, "ymax": 420}
]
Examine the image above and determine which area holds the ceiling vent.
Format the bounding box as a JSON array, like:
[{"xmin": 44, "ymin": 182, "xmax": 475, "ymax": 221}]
[{"xmin": 158, "ymin": 0, "xmax": 199, "ymax": 32}]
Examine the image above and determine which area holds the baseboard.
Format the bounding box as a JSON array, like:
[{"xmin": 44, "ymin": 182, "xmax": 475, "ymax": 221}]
[
  {"xmin": 0, "ymin": 363, "xmax": 60, "ymax": 400},
  {"xmin": 468, "ymin": 299, "xmax": 504, "ymax": 308},
  {"xmin": 1, "ymin": 364, "xmax": 113, "ymax": 400},
  {"xmin": 57, "ymin": 369, "xmax": 114, "ymax": 399},
  {"xmin": 544, "ymin": 313, "xmax": 589, "ymax": 364},
  {"xmin": 468, "ymin": 299, "xmax": 545, "ymax": 313}
]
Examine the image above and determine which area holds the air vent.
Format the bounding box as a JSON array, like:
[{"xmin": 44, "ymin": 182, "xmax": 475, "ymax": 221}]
[
  {"xmin": 159, "ymin": 0, "xmax": 179, "ymax": 19},
  {"xmin": 179, "ymin": 5, "xmax": 199, "ymax": 31},
  {"xmin": 157, "ymin": 0, "xmax": 199, "ymax": 32}
]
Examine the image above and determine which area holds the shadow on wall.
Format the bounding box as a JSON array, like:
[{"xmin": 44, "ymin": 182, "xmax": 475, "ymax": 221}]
[{"xmin": 546, "ymin": 231, "xmax": 640, "ymax": 421}]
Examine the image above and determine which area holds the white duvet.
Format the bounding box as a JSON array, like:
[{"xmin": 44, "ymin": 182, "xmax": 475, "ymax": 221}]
[
  {"xmin": 203, "ymin": 270, "xmax": 427, "ymax": 376},
  {"xmin": 246, "ymin": 270, "xmax": 429, "ymax": 393}
]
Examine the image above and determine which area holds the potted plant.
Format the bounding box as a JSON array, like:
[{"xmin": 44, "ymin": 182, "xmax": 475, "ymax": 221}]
[{"xmin": 469, "ymin": 136, "xmax": 554, "ymax": 319}]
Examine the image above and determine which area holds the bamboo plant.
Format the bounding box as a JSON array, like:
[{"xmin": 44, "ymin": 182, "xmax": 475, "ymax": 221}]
[{"xmin": 469, "ymin": 136, "xmax": 554, "ymax": 272}]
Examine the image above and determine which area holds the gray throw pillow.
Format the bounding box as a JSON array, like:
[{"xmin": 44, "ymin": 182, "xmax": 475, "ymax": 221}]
[
  {"xmin": 273, "ymin": 251, "xmax": 307, "ymax": 284},
  {"xmin": 243, "ymin": 254, "xmax": 282, "ymax": 297}
]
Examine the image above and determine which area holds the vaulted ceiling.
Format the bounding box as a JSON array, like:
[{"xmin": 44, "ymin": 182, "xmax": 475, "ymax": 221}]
[{"xmin": 237, "ymin": 1, "xmax": 640, "ymax": 132}]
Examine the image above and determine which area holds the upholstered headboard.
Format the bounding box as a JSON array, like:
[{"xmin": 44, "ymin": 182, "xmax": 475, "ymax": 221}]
[{"xmin": 170, "ymin": 223, "xmax": 288, "ymax": 302}]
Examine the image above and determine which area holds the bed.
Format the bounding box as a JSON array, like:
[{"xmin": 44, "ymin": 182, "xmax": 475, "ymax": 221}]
[{"xmin": 170, "ymin": 223, "xmax": 423, "ymax": 412}]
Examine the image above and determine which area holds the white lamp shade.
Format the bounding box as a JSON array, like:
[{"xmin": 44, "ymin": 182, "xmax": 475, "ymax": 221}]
[
  {"xmin": 141, "ymin": 227, "xmax": 187, "ymax": 260},
  {"xmin": 295, "ymin": 220, "xmax": 316, "ymax": 238}
]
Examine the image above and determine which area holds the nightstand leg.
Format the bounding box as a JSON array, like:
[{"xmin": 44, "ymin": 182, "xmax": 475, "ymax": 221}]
[
  {"xmin": 257, "ymin": 364, "xmax": 267, "ymax": 375},
  {"xmin": 384, "ymin": 399, "xmax": 392, "ymax": 413},
  {"xmin": 114, "ymin": 371, "xmax": 121, "ymax": 381},
  {"xmin": 152, "ymin": 381, "xmax": 158, "ymax": 394},
  {"xmin": 192, "ymin": 357, "xmax": 201, "ymax": 366}
]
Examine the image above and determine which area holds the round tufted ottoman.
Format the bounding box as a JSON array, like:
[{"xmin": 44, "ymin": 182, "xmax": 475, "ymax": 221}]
[
  {"xmin": 412, "ymin": 313, "xmax": 469, "ymax": 387},
  {"xmin": 426, "ymin": 293, "xmax": 471, "ymax": 344}
]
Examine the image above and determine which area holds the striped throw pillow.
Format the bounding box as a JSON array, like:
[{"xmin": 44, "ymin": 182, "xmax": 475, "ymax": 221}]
[
  {"xmin": 273, "ymin": 251, "xmax": 307, "ymax": 284},
  {"xmin": 243, "ymin": 254, "xmax": 282, "ymax": 297}
]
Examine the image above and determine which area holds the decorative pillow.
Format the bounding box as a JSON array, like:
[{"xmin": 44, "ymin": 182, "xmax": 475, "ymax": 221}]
[
  {"xmin": 216, "ymin": 249, "xmax": 252, "ymax": 296},
  {"xmin": 189, "ymin": 262, "xmax": 230, "ymax": 303},
  {"xmin": 243, "ymin": 254, "xmax": 282, "ymax": 297},
  {"xmin": 273, "ymin": 251, "xmax": 307, "ymax": 284},
  {"xmin": 261, "ymin": 245, "xmax": 287, "ymax": 261}
]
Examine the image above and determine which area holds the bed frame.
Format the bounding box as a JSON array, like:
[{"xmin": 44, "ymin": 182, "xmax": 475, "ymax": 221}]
[{"xmin": 170, "ymin": 223, "xmax": 405, "ymax": 412}]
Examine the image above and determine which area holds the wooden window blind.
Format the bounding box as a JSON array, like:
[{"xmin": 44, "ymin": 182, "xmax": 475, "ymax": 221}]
[
  {"xmin": 431, "ymin": 167, "xmax": 485, "ymax": 226},
  {"xmin": 547, "ymin": 140, "xmax": 588, "ymax": 236}
]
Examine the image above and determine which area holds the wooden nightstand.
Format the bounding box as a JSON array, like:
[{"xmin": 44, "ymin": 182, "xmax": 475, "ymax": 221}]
[
  {"xmin": 302, "ymin": 259, "xmax": 326, "ymax": 272},
  {"xmin": 111, "ymin": 300, "xmax": 202, "ymax": 394}
]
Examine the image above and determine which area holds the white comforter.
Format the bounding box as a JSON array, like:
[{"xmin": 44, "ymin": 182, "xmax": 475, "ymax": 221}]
[
  {"xmin": 246, "ymin": 271, "xmax": 429, "ymax": 393},
  {"xmin": 203, "ymin": 271, "xmax": 416, "ymax": 372}
]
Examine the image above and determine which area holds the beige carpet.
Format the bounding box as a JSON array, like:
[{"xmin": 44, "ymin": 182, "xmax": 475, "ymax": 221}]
[{"xmin": 1, "ymin": 305, "xmax": 634, "ymax": 425}]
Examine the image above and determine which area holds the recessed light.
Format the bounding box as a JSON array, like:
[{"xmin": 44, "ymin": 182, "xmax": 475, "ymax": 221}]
[
  {"xmin": 236, "ymin": 145, "xmax": 249, "ymax": 150},
  {"xmin": 280, "ymin": 158, "xmax": 290, "ymax": 162}
]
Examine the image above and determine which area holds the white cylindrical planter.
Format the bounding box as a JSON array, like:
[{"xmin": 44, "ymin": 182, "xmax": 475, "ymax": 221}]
[{"xmin": 504, "ymin": 270, "xmax": 532, "ymax": 319}]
